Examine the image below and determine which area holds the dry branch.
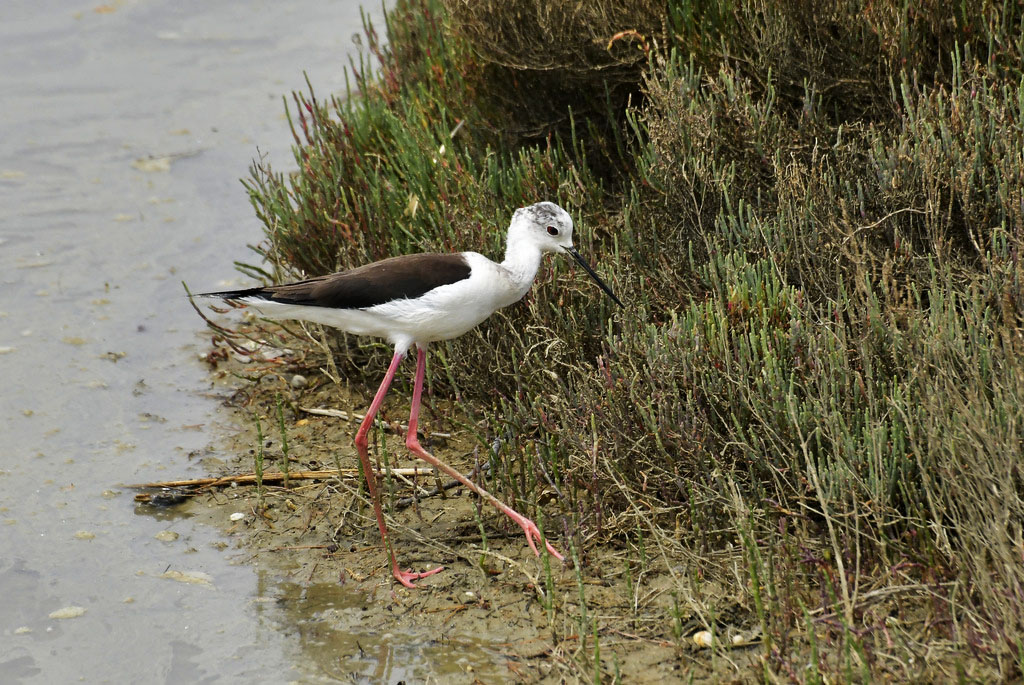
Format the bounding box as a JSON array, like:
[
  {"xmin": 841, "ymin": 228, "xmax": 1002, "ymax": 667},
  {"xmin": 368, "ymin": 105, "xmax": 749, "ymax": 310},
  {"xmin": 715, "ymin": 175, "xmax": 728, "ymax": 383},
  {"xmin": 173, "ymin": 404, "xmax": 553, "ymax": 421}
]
[{"xmin": 127, "ymin": 467, "xmax": 441, "ymax": 490}]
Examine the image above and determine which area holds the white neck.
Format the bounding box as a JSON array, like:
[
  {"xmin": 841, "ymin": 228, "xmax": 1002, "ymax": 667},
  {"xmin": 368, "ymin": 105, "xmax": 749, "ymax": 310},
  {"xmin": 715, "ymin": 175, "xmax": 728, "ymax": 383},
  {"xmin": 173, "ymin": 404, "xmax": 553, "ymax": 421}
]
[{"xmin": 499, "ymin": 224, "xmax": 544, "ymax": 301}]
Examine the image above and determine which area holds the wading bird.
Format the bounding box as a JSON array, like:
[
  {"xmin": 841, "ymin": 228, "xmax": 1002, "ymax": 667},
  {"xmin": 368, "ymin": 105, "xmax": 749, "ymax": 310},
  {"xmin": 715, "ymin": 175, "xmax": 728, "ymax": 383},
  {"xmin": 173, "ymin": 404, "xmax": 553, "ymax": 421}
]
[{"xmin": 199, "ymin": 202, "xmax": 621, "ymax": 587}]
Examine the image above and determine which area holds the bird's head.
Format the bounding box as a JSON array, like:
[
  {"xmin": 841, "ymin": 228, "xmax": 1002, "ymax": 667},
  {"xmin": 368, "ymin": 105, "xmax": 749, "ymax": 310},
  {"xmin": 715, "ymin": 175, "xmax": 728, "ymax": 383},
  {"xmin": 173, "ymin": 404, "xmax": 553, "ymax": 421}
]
[
  {"xmin": 511, "ymin": 201, "xmax": 576, "ymax": 255},
  {"xmin": 510, "ymin": 201, "xmax": 623, "ymax": 307}
]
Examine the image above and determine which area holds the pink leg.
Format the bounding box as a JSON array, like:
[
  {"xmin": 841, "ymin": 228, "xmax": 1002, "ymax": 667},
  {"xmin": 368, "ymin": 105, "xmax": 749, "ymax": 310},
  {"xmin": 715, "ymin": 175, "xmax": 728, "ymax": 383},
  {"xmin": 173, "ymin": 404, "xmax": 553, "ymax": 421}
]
[
  {"xmin": 355, "ymin": 349, "xmax": 444, "ymax": 588},
  {"xmin": 406, "ymin": 346, "xmax": 563, "ymax": 561}
]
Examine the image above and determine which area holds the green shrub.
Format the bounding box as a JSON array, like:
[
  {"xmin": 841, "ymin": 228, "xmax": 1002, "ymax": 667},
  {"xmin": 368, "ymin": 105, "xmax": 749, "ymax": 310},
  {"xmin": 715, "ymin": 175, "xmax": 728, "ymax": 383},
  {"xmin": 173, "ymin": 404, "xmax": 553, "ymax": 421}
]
[{"xmin": 238, "ymin": 0, "xmax": 1024, "ymax": 677}]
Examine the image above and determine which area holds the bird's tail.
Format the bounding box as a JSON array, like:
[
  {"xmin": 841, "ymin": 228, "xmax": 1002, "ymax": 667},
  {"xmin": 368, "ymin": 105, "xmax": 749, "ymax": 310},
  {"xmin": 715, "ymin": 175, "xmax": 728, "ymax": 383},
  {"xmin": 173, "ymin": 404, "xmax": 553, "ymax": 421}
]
[{"xmin": 194, "ymin": 287, "xmax": 270, "ymax": 301}]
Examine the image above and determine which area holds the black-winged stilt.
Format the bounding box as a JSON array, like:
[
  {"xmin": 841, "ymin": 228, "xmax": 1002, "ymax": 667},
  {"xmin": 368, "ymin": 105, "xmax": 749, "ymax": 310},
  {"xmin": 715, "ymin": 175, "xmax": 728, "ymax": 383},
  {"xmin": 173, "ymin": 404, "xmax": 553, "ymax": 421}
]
[{"xmin": 199, "ymin": 201, "xmax": 621, "ymax": 587}]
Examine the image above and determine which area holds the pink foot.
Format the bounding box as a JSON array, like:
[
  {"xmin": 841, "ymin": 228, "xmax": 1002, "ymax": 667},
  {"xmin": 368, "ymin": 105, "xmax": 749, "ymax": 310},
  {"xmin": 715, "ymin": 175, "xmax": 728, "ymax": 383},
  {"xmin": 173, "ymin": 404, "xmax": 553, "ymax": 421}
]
[
  {"xmin": 393, "ymin": 563, "xmax": 444, "ymax": 589},
  {"xmin": 505, "ymin": 509, "xmax": 564, "ymax": 561}
]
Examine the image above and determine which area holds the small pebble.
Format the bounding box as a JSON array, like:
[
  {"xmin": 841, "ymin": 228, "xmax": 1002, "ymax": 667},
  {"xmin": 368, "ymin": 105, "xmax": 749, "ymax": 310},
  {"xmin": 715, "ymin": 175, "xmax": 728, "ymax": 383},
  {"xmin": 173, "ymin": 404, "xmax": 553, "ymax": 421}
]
[
  {"xmin": 229, "ymin": 512, "xmax": 245, "ymax": 521},
  {"xmin": 154, "ymin": 530, "xmax": 179, "ymax": 542},
  {"xmin": 132, "ymin": 156, "xmax": 171, "ymax": 172},
  {"xmin": 49, "ymin": 606, "xmax": 87, "ymax": 619},
  {"xmin": 290, "ymin": 374, "xmax": 308, "ymax": 389},
  {"xmin": 692, "ymin": 630, "xmax": 713, "ymax": 648},
  {"xmin": 160, "ymin": 570, "xmax": 214, "ymax": 586}
]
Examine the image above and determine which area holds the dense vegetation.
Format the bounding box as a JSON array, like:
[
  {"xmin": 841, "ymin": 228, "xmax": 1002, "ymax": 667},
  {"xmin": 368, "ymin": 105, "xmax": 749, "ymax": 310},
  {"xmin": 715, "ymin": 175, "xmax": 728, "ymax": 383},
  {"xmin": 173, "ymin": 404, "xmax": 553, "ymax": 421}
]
[{"xmin": 239, "ymin": 0, "xmax": 1024, "ymax": 680}]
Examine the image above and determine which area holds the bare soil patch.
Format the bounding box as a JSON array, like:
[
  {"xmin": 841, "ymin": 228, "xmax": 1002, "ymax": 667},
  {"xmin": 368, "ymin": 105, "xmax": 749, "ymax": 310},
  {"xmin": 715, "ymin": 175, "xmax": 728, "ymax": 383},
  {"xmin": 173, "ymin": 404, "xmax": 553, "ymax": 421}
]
[{"xmin": 171, "ymin": 348, "xmax": 762, "ymax": 683}]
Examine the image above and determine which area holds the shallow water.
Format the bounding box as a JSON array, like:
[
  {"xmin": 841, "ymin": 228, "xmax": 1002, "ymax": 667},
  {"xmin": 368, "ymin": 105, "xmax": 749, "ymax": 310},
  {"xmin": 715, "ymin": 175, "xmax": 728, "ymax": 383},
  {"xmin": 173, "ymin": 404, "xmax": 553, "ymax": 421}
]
[{"xmin": 0, "ymin": 2, "xmax": 478, "ymax": 682}]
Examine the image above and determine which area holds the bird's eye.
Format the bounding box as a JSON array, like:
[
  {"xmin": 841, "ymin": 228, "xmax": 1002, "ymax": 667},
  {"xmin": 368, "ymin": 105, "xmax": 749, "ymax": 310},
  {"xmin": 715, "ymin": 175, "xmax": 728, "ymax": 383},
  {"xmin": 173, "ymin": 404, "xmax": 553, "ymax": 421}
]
[{"xmin": 546, "ymin": 226, "xmax": 559, "ymax": 236}]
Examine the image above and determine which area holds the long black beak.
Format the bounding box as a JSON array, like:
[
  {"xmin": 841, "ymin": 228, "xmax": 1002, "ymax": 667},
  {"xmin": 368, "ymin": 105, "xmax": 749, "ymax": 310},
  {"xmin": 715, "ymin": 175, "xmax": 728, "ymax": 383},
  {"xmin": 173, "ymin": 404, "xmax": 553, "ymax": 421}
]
[{"xmin": 565, "ymin": 247, "xmax": 623, "ymax": 307}]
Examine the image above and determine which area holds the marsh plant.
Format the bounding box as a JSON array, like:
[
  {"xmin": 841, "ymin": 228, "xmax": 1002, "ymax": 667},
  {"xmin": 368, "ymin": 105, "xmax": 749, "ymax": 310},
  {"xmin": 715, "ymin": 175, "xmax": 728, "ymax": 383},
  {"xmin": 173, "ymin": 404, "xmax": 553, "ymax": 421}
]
[{"xmin": 229, "ymin": 0, "xmax": 1024, "ymax": 680}]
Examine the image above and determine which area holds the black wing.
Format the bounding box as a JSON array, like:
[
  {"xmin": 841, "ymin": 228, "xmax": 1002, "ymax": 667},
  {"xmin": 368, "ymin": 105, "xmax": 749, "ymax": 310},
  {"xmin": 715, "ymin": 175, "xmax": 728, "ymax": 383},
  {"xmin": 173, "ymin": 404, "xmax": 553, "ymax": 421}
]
[{"xmin": 198, "ymin": 253, "xmax": 472, "ymax": 310}]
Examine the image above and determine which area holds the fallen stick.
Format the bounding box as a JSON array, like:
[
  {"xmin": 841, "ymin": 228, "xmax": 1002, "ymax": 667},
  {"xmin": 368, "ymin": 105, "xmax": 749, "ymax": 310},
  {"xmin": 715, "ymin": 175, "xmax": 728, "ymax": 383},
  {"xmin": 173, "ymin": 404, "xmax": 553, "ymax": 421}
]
[
  {"xmin": 395, "ymin": 461, "xmax": 492, "ymax": 509},
  {"xmin": 127, "ymin": 467, "xmax": 442, "ymax": 490},
  {"xmin": 298, "ymin": 406, "xmax": 452, "ymax": 438},
  {"xmin": 300, "ymin": 406, "xmax": 359, "ymax": 420}
]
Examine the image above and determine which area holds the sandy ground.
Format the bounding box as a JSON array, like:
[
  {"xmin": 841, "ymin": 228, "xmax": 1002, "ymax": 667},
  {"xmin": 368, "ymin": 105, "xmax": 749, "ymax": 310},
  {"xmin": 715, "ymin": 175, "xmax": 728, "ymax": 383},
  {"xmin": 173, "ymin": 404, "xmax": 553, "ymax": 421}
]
[
  {"xmin": 153, "ymin": 335, "xmax": 762, "ymax": 683},
  {"xmin": 139, "ymin": 312, "xmax": 1006, "ymax": 682}
]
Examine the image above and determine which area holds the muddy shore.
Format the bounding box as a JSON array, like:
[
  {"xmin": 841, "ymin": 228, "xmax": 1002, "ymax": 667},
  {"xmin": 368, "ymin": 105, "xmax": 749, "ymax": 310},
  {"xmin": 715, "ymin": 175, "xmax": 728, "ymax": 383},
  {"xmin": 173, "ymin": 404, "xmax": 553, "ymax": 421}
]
[{"xmin": 169, "ymin": 337, "xmax": 759, "ymax": 683}]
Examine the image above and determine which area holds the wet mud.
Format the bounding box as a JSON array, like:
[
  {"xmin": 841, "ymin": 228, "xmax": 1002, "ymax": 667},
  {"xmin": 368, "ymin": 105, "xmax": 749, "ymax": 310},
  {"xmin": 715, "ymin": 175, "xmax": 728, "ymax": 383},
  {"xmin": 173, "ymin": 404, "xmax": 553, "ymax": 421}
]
[{"xmin": 178, "ymin": 346, "xmax": 759, "ymax": 683}]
